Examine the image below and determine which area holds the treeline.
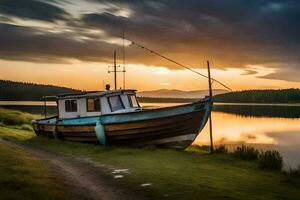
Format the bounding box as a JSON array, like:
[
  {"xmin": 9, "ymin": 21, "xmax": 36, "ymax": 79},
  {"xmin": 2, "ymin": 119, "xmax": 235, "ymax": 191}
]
[
  {"xmin": 213, "ymin": 104, "xmax": 300, "ymax": 118},
  {"xmin": 0, "ymin": 80, "xmax": 81, "ymax": 101},
  {"xmin": 213, "ymin": 89, "xmax": 300, "ymax": 103},
  {"xmin": 2, "ymin": 79, "xmax": 300, "ymax": 104}
]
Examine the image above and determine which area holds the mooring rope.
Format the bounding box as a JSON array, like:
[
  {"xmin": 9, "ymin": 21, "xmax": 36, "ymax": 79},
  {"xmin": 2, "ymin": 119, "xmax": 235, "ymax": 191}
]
[{"xmin": 129, "ymin": 40, "xmax": 233, "ymax": 91}]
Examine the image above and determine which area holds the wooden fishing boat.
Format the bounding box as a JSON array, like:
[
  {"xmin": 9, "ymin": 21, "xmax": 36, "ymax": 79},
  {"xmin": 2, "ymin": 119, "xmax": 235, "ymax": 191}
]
[{"xmin": 32, "ymin": 89, "xmax": 211, "ymax": 149}]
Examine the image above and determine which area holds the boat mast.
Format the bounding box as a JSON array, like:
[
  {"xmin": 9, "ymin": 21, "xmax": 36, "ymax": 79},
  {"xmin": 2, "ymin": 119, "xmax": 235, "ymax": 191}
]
[
  {"xmin": 108, "ymin": 49, "xmax": 126, "ymax": 90},
  {"xmin": 108, "ymin": 50, "xmax": 118, "ymax": 90},
  {"xmin": 114, "ymin": 50, "xmax": 117, "ymax": 90},
  {"xmin": 122, "ymin": 27, "xmax": 126, "ymax": 89}
]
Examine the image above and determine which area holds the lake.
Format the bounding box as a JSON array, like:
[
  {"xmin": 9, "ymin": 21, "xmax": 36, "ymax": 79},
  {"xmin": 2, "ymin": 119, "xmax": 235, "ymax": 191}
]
[{"xmin": 1, "ymin": 101, "xmax": 300, "ymax": 169}]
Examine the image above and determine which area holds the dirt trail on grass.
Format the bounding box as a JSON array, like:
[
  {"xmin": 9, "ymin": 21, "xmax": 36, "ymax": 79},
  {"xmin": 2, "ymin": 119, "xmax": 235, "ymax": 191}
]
[{"xmin": 0, "ymin": 139, "xmax": 145, "ymax": 200}]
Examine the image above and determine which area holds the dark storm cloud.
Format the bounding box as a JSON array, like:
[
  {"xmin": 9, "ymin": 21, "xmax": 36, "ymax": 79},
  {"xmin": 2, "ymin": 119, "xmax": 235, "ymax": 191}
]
[
  {"xmin": 0, "ymin": 23, "xmax": 118, "ymax": 63},
  {"xmin": 0, "ymin": 0, "xmax": 69, "ymax": 22},
  {"xmin": 82, "ymin": 0, "xmax": 300, "ymax": 80},
  {"xmin": 83, "ymin": 0, "xmax": 300, "ymax": 60},
  {"xmin": 259, "ymin": 63, "xmax": 300, "ymax": 82},
  {"xmin": 0, "ymin": 0, "xmax": 300, "ymax": 81}
]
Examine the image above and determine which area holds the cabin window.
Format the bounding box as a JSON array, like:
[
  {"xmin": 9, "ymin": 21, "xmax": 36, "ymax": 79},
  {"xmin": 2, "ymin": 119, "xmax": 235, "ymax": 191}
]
[
  {"xmin": 87, "ymin": 98, "xmax": 101, "ymax": 112},
  {"xmin": 65, "ymin": 100, "xmax": 77, "ymax": 112},
  {"xmin": 128, "ymin": 94, "xmax": 139, "ymax": 107},
  {"xmin": 108, "ymin": 95, "xmax": 124, "ymax": 112}
]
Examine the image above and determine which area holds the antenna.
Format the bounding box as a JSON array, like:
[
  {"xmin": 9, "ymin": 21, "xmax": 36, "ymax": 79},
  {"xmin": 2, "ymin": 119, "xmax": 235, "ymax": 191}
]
[
  {"xmin": 108, "ymin": 50, "xmax": 125, "ymax": 90},
  {"xmin": 122, "ymin": 27, "xmax": 126, "ymax": 89},
  {"xmin": 114, "ymin": 50, "xmax": 117, "ymax": 90},
  {"xmin": 108, "ymin": 50, "xmax": 117, "ymax": 90}
]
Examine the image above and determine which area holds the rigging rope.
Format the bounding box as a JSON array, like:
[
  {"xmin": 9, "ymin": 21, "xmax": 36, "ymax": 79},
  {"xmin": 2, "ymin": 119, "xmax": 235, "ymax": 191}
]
[{"xmin": 129, "ymin": 40, "xmax": 233, "ymax": 91}]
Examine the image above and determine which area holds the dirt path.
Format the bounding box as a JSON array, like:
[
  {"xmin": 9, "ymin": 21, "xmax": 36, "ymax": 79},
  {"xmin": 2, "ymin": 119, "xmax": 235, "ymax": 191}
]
[{"xmin": 0, "ymin": 139, "xmax": 145, "ymax": 200}]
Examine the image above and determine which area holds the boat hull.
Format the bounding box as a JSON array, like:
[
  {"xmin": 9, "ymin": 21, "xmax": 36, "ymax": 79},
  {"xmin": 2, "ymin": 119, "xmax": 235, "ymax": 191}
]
[{"xmin": 32, "ymin": 98, "xmax": 211, "ymax": 149}]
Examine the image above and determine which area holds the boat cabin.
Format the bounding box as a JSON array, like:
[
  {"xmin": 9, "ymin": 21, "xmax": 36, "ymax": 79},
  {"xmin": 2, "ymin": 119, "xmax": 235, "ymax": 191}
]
[{"xmin": 44, "ymin": 90, "xmax": 141, "ymax": 119}]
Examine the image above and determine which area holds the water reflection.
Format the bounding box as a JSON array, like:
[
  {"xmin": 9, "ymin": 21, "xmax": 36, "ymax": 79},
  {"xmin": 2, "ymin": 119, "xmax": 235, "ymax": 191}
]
[
  {"xmin": 194, "ymin": 112, "xmax": 300, "ymax": 168},
  {"xmin": 195, "ymin": 112, "xmax": 299, "ymax": 145}
]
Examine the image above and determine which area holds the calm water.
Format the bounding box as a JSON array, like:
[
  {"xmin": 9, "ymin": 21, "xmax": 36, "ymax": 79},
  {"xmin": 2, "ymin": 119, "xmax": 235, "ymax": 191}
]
[{"xmin": 1, "ymin": 101, "xmax": 300, "ymax": 168}]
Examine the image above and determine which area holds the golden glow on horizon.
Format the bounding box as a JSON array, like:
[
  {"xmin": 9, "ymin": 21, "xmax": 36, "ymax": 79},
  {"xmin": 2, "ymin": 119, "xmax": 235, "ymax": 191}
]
[{"xmin": 1, "ymin": 59, "xmax": 300, "ymax": 91}]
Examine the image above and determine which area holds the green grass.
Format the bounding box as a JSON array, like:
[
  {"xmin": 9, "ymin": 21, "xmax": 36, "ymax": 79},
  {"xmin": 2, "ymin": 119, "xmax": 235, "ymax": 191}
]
[
  {"xmin": 214, "ymin": 144, "xmax": 228, "ymax": 154},
  {"xmin": 0, "ymin": 125, "xmax": 35, "ymax": 141},
  {"xmin": 0, "ymin": 140, "xmax": 69, "ymax": 200},
  {"xmin": 258, "ymin": 150, "xmax": 283, "ymax": 170},
  {"xmin": 1, "ymin": 108, "xmax": 300, "ymax": 199},
  {"xmin": 0, "ymin": 108, "xmax": 40, "ymax": 126},
  {"xmin": 285, "ymin": 166, "xmax": 300, "ymax": 177},
  {"xmin": 233, "ymin": 145, "xmax": 259, "ymax": 160},
  {"xmin": 186, "ymin": 145, "xmax": 210, "ymax": 153},
  {"xmin": 21, "ymin": 137, "xmax": 300, "ymax": 199}
]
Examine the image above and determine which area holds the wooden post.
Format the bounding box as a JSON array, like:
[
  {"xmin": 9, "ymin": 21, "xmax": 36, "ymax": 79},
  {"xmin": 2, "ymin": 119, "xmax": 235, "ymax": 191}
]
[
  {"xmin": 114, "ymin": 50, "xmax": 117, "ymax": 90},
  {"xmin": 207, "ymin": 60, "xmax": 214, "ymax": 154}
]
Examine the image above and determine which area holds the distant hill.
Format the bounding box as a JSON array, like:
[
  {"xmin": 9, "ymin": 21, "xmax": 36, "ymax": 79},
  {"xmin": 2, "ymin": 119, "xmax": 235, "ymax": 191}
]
[
  {"xmin": 138, "ymin": 97, "xmax": 199, "ymax": 103},
  {"xmin": 213, "ymin": 89, "xmax": 300, "ymax": 103},
  {"xmin": 137, "ymin": 89, "xmax": 228, "ymax": 99},
  {"xmin": 0, "ymin": 80, "xmax": 81, "ymax": 101}
]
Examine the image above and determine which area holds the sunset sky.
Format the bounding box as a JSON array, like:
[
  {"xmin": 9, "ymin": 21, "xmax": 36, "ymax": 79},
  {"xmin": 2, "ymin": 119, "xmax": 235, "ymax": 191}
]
[{"xmin": 0, "ymin": 0, "xmax": 300, "ymax": 91}]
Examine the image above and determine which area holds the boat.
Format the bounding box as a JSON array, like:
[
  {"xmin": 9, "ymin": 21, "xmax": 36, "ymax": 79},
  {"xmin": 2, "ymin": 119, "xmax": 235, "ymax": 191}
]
[
  {"xmin": 32, "ymin": 90, "xmax": 211, "ymax": 149},
  {"xmin": 32, "ymin": 89, "xmax": 211, "ymax": 149},
  {"xmin": 32, "ymin": 46, "xmax": 214, "ymax": 149}
]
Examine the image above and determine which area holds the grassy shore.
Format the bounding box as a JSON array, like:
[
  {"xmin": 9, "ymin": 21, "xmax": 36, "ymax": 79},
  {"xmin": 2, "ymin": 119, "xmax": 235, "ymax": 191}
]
[
  {"xmin": 1, "ymin": 108, "xmax": 300, "ymax": 199},
  {"xmin": 0, "ymin": 138, "xmax": 69, "ymax": 200}
]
